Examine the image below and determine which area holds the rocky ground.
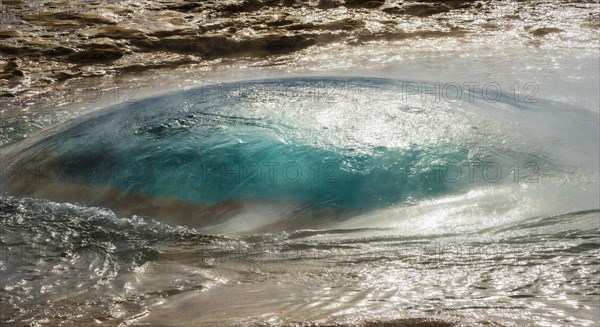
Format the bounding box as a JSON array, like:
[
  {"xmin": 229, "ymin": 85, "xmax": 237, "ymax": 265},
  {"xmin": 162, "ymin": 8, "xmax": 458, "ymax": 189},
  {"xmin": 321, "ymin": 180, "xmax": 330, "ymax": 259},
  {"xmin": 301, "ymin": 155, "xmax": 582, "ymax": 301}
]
[{"xmin": 0, "ymin": 0, "xmax": 598, "ymax": 142}]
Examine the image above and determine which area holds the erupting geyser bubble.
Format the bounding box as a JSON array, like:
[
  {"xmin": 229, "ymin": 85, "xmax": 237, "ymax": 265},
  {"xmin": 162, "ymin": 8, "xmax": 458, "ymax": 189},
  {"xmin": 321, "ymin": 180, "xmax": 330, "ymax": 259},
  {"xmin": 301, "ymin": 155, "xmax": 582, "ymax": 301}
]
[{"xmin": 1, "ymin": 77, "xmax": 598, "ymax": 232}]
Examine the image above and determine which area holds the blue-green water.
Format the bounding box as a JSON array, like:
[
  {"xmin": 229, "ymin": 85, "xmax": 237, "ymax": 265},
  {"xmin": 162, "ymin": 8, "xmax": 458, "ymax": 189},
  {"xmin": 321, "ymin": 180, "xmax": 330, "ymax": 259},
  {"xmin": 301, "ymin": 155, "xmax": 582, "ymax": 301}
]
[
  {"xmin": 7, "ymin": 77, "xmax": 586, "ymax": 215},
  {"xmin": 1, "ymin": 77, "xmax": 598, "ymax": 326}
]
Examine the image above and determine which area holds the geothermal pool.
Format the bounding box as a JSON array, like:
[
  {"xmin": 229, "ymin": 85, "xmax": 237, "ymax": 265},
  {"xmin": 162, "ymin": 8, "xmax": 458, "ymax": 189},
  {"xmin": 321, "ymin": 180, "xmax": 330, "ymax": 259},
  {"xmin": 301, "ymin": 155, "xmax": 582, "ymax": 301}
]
[{"xmin": 1, "ymin": 75, "xmax": 598, "ymax": 325}]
